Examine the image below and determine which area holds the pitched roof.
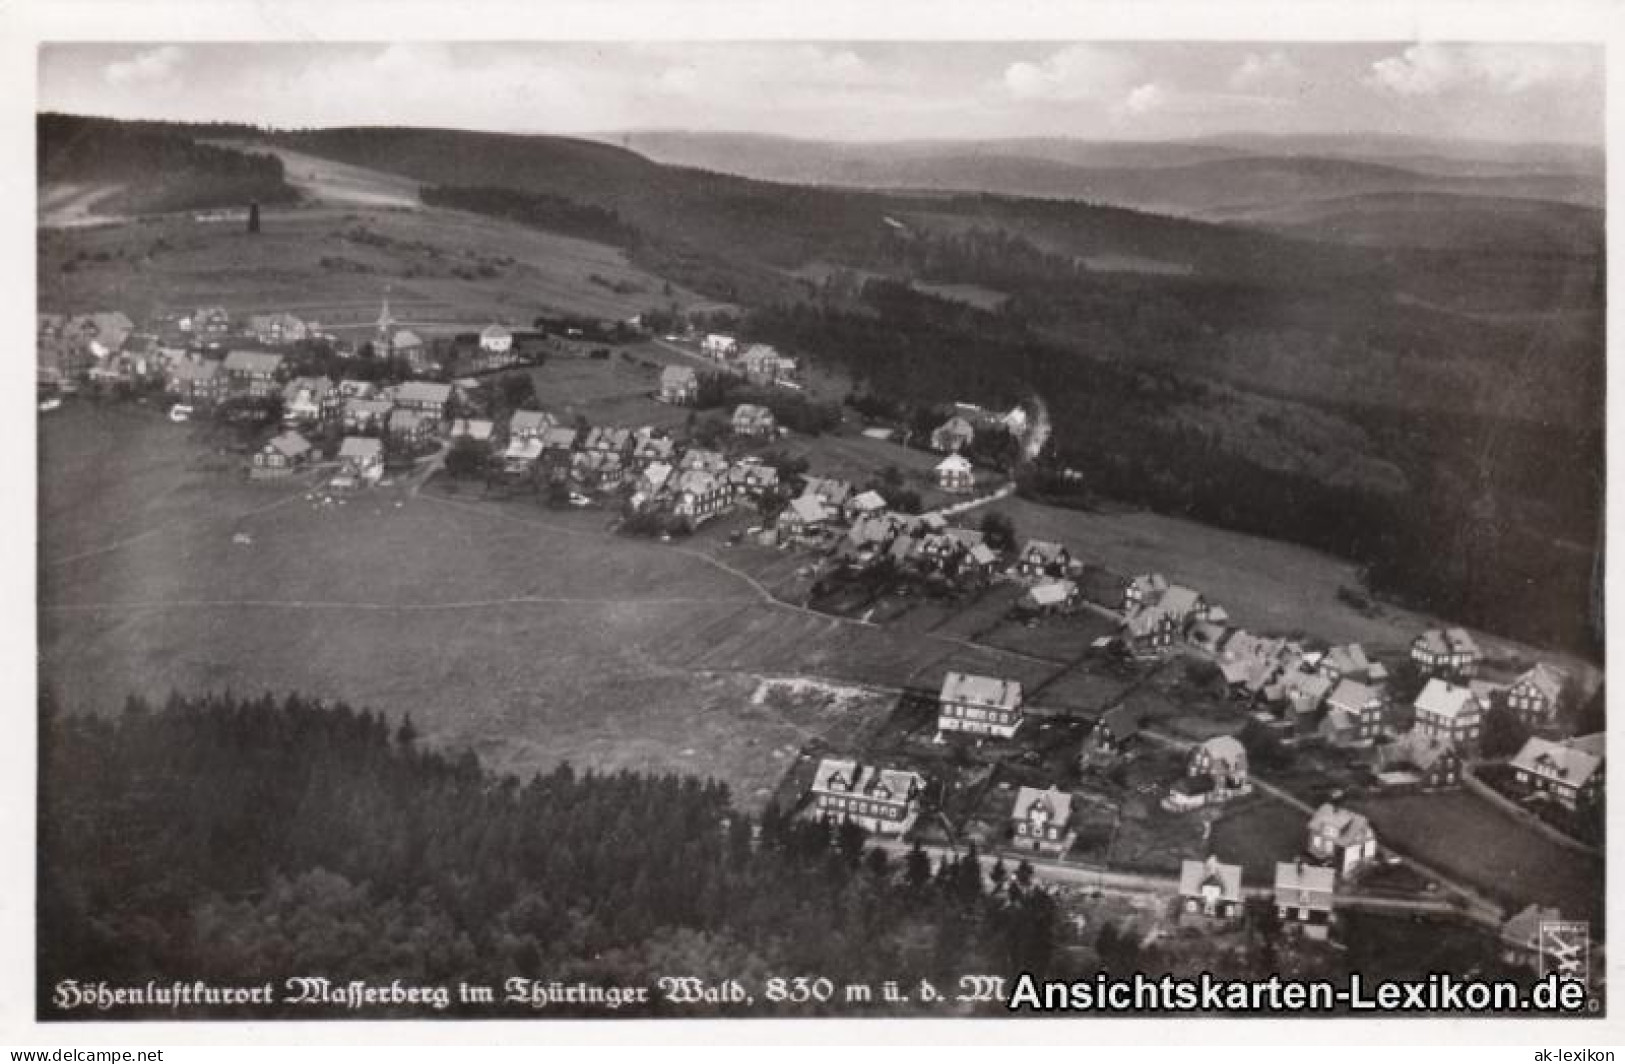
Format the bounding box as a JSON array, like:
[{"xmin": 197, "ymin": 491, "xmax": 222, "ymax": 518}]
[
  {"xmin": 345, "ymin": 397, "xmax": 394, "ymax": 417},
  {"xmin": 541, "ymin": 425, "xmax": 578, "ymax": 448},
  {"xmin": 1012, "ymin": 786, "xmax": 1073, "ymax": 827},
  {"xmin": 1378, "ymin": 727, "xmax": 1458, "ymax": 772},
  {"xmin": 1274, "ymin": 862, "xmax": 1336, "ymax": 911},
  {"xmin": 480, "ymin": 323, "xmax": 512, "ymax": 340},
  {"xmin": 935, "ymin": 454, "xmax": 973, "ymax": 474},
  {"xmin": 1197, "ymin": 735, "xmax": 1247, "ymax": 768},
  {"xmin": 450, "ymin": 418, "xmax": 494, "ymax": 441},
  {"xmin": 1179, "ymin": 857, "xmax": 1244, "ymax": 903},
  {"xmin": 337, "ymin": 436, "xmax": 382, "ymax": 460},
  {"xmin": 1021, "ymin": 539, "xmax": 1067, "ymax": 562},
  {"xmin": 265, "ymin": 431, "xmax": 312, "ymax": 459},
  {"xmin": 660, "ymin": 364, "xmax": 697, "ymax": 385},
  {"xmin": 1414, "ymin": 679, "xmax": 1478, "ymax": 721},
  {"xmin": 1159, "ymin": 585, "xmax": 1203, "ymax": 617},
  {"xmin": 940, "ymin": 671, "xmax": 1022, "ymax": 711},
  {"xmin": 1307, "ymin": 803, "xmax": 1374, "ymax": 847},
  {"xmin": 396, "ymin": 380, "xmax": 451, "ymax": 404},
  {"xmin": 784, "ymin": 495, "xmax": 832, "ymax": 525},
  {"xmin": 1509, "ymin": 737, "xmax": 1603, "ymax": 790},
  {"xmin": 967, "ymin": 543, "xmax": 999, "ymax": 566},
  {"xmin": 1514, "ymin": 663, "xmax": 1568, "ymax": 704},
  {"xmin": 849, "ymin": 489, "xmax": 886, "ymax": 511},
  {"xmin": 392, "ymin": 329, "xmax": 424, "ymax": 348},
  {"xmin": 1327, "ymin": 679, "xmax": 1381, "ymax": 713},
  {"xmin": 1026, "ymin": 580, "xmax": 1077, "ymax": 607},
  {"xmin": 222, "ymin": 350, "xmax": 284, "ymax": 375},
  {"xmin": 1324, "ymin": 643, "xmax": 1371, "ymax": 677},
  {"xmin": 503, "ymin": 438, "xmax": 544, "ymax": 462},
  {"xmin": 811, "ymin": 758, "xmax": 923, "ymax": 802}
]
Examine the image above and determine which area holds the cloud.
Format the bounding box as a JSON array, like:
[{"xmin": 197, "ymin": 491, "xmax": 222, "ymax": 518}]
[
  {"xmin": 1003, "ymin": 44, "xmax": 1139, "ymax": 102},
  {"xmin": 1367, "ymin": 43, "xmax": 1596, "ymax": 97},
  {"xmin": 104, "ymin": 46, "xmax": 187, "ymax": 90},
  {"xmin": 1229, "ymin": 50, "xmax": 1301, "ymax": 92},
  {"xmin": 1119, "ymin": 82, "xmax": 1167, "ymax": 116}
]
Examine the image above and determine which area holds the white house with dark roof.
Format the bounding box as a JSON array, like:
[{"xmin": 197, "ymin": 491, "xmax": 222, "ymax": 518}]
[
  {"xmin": 222, "ymin": 350, "xmax": 285, "ymax": 397},
  {"xmin": 1305, "ymin": 803, "xmax": 1378, "ymax": 877},
  {"xmin": 778, "ymin": 494, "xmax": 834, "ymax": 538},
  {"xmin": 1508, "ymin": 663, "xmax": 1569, "ymax": 726},
  {"xmin": 1410, "ymin": 627, "xmax": 1482, "ymax": 679},
  {"xmin": 508, "ymin": 409, "xmax": 555, "ymax": 442},
  {"xmin": 935, "ymin": 454, "xmax": 974, "ymax": 493},
  {"xmin": 1318, "ymin": 643, "xmax": 1374, "ymax": 686},
  {"xmin": 1177, "ymin": 855, "xmax": 1245, "ymax": 927},
  {"xmin": 333, "ymin": 437, "xmax": 384, "ymax": 487},
  {"xmin": 393, "ymin": 380, "xmax": 452, "ymax": 419},
  {"xmin": 659, "ymin": 364, "xmax": 698, "ymax": 405},
  {"xmin": 250, "ymin": 430, "xmax": 313, "ymax": 478},
  {"xmin": 809, "ymin": 758, "xmax": 924, "ymax": 836},
  {"xmin": 1321, "ymin": 679, "xmax": 1385, "ymax": 747},
  {"xmin": 938, "ymin": 671, "xmax": 1024, "ymax": 740},
  {"xmin": 1509, "ymin": 735, "xmax": 1604, "ymax": 811},
  {"xmin": 1274, "ymin": 861, "xmax": 1336, "ymax": 939},
  {"xmin": 1374, "ymin": 728, "xmax": 1462, "ymax": 790},
  {"xmin": 731, "ymin": 403, "xmax": 777, "ymax": 437},
  {"xmin": 479, "ymin": 324, "xmax": 513, "ymax": 353},
  {"xmin": 1010, "ymin": 786, "xmax": 1074, "ymax": 855},
  {"xmin": 1413, "ymin": 678, "xmax": 1482, "ymax": 751}
]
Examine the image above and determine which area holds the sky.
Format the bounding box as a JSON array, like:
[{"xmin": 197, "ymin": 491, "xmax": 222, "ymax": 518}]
[{"xmin": 37, "ymin": 41, "xmax": 1605, "ymax": 145}]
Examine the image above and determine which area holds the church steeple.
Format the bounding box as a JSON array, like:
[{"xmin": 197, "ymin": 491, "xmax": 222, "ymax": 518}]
[{"xmin": 376, "ymin": 286, "xmax": 394, "ymax": 342}]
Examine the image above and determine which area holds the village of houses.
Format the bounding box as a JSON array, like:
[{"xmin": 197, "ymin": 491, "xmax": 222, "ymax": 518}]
[{"xmin": 39, "ymin": 296, "xmax": 1606, "ymax": 988}]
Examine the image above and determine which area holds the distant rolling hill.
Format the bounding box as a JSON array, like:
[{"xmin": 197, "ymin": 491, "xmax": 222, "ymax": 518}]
[
  {"xmin": 1211, "ymin": 192, "xmax": 1605, "ymax": 254},
  {"xmin": 600, "ymin": 130, "xmax": 1603, "ymax": 219}
]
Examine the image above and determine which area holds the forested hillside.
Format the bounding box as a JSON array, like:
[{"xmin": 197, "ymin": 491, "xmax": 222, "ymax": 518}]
[
  {"xmin": 38, "ymin": 691, "xmax": 1059, "ymax": 1019},
  {"xmin": 38, "ymin": 113, "xmax": 298, "ymax": 214}
]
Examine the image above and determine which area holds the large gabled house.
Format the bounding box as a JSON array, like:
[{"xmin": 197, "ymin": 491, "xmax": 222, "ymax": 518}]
[
  {"xmin": 1084, "ymin": 703, "xmax": 1143, "ymax": 759},
  {"xmin": 508, "ymin": 409, "xmax": 555, "ymax": 442},
  {"xmin": 246, "ymin": 312, "xmax": 309, "ymax": 346},
  {"xmin": 343, "ymin": 397, "xmax": 394, "ymax": 432},
  {"xmin": 931, "ymin": 416, "xmax": 976, "ymax": 454},
  {"xmin": 808, "ymin": 759, "xmax": 925, "ymax": 836},
  {"xmin": 1274, "ymin": 861, "xmax": 1336, "ymax": 940},
  {"xmin": 221, "ymin": 350, "xmax": 285, "ymax": 398},
  {"xmin": 702, "ymin": 333, "xmax": 738, "ymax": 361},
  {"xmin": 671, "ymin": 469, "xmax": 730, "ymax": 523},
  {"xmin": 1177, "ymin": 855, "xmax": 1245, "ymax": 927},
  {"xmin": 1016, "ymin": 539, "xmax": 1071, "ymax": 579},
  {"xmin": 800, "ymin": 476, "xmax": 853, "ymax": 512},
  {"xmin": 333, "ymin": 437, "xmax": 384, "ymax": 487},
  {"xmin": 659, "ymin": 364, "xmax": 698, "ymax": 405},
  {"xmin": 1374, "ymin": 727, "xmax": 1462, "ymax": 790},
  {"xmin": 1305, "ymin": 804, "xmax": 1378, "ymax": 877},
  {"xmin": 1321, "ymin": 679, "xmax": 1385, "ymax": 748},
  {"xmin": 1507, "ymin": 663, "xmax": 1570, "ymax": 727},
  {"xmin": 166, "ymin": 358, "xmax": 224, "ymax": 403},
  {"xmin": 387, "ymin": 409, "xmax": 436, "ymax": 447},
  {"xmin": 739, "ymin": 343, "xmax": 784, "ymax": 381},
  {"xmin": 1318, "ymin": 643, "xmax": 1375, "ymax": 686},
  {"xmin": 502, "ymin": 437, "xmax": 544, "ymax": 475},
  {"xmin": 584, "ymin": 426, "xmax": 634, "ymax": 458},
  {"xmin": 1020, "ymin": 579, "xmax": 1078, "ymax": 615},
  {"xmin": 1010, "ymin": 786, "xmax": 1074, "ymax": 856},
  {"xmin": 1413, "ymin": 679, "xmax": 1482, "ymax": 752},
  {"xmin": 1508, "ymin": 735, "xmax": 1604, "ymax": 812},
  {"xmin": 725, "ymin": 461, "xmax": 779, "ymax": 499},
  {"xmin": 938, "ymin": 671, "xmax": 1023, "ymax": 740},
  {"xmin": 731, "ymin": 403, "xmax": 777, "ymax": 438},
  {"xmin": 777, "ymin": 494, "xmax": 834, "ymax": 539},
  {"xmin": 935, "ymin": 454, "xmax": 974, "ymax": 493},
  {"xmin": 1410, "ymin": 627, "xmax": 1482, "ymax": 680},
  {"xmin": 1124, "ymin": 573, "xmax": 1170, "ymax": 612},
  {"xmin": 1166, "ymin": 736, "xmax": 1251, "ymax": 811},
  {"xmin": 393, "ymin": 380, "xmax": 452, "ymax": 420},
  {"xmin": 282, "ymin": 376, "xmax": 337, "ymax": 425},
  {"xmin": 571, "ymin": 450, "xmax": 626, "ymax": 492},
  {"xmin": 844, "ymin": 489, "xmax": 888, "ymax": 524},
  {"xmin": 680, "ymin": 448, "xmax": 731, "ymax": 477},
  {"xmin": 250, "ymin": 430, "xmax": 313, "ymax": 478},
  {"xmin": 1124, "ymin": 605, "xmax": 1180, "ymax": 657}
]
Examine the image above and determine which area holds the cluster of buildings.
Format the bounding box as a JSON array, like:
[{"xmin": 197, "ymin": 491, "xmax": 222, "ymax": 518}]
[{"xmin": 698, "ymin": 334, "xmax": 800, "ymax": 387}]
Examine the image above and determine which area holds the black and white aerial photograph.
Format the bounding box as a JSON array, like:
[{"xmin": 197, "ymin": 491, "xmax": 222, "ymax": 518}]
[{"xmin": 24, "ymin": 25, "xmax": 1612, "ymax": 1038}]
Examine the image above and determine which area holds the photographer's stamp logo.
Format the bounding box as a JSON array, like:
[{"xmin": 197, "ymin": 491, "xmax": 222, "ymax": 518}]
[{"xmin": 1538, "ymin": 921, "xmax": 1589, "ymax": 983}]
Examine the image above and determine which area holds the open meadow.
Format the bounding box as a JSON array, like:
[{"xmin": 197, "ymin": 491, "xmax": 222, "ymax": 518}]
[
  {"xmin": 39, "ymin": 403, "xmax": 1055, "ymax": 810},
  {"xmin": 37, "ymin": 199, "xmax": 722, "ymax": 329}
]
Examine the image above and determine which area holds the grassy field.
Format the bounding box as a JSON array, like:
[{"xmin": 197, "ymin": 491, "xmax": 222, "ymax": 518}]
[
  {"xmin": 1353, "ymin": 790, "xmax": 1605, "ymax": 927},
  {"xmin": 984, "ymin": 495, "xmax": 1601, "ymax": 691},
  {"xmin": 39, "ymin": 402, "xmax": 1054, "ymax": 811},
  {"xmin": 38, "ymin": 200, "xmax": 722, "ymax": 328},
  {"xmin": 1209, "ymin": 797, "xmax": 1310, "ymax": 881}
]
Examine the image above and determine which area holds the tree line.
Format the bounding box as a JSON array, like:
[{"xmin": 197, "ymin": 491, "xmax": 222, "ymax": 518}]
[{"xmin": 39, "ymin": 690, "xmax": 1060, "ymax": 1019}]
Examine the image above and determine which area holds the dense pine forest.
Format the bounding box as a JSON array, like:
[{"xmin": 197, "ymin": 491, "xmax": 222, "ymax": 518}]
[
  {"xmin": 749, "ymin": 279, "xmax": 1602, "ymax": 658},
  {"xmin": 38, "ymin": 113, "xmax": 298, "ymax": 214},
  {"xmin": 38, "ymin": 691, "xmax": 1059, "ymax": 1019}
]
